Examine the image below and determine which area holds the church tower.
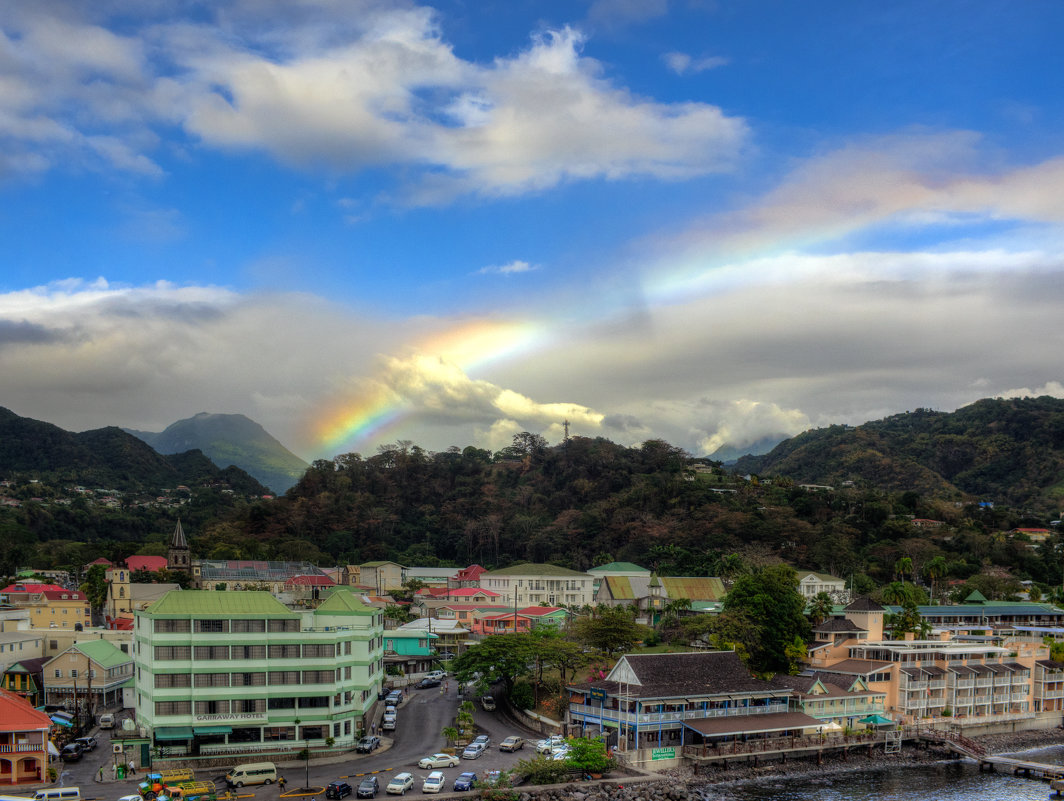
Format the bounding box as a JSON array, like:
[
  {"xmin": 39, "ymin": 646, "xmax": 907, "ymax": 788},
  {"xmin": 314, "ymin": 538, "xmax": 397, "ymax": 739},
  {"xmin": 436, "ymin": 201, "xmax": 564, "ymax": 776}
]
[{"xmin": 167, "ymin": 519, "xmax": 191, "ymax": 573}]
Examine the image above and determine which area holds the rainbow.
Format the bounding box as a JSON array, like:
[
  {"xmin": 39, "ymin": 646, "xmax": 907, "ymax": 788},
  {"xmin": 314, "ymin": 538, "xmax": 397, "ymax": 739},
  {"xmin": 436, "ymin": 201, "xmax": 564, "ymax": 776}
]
[{"xmin": 312, "ymin": 318, "xmax": 544, "ymax": 453}]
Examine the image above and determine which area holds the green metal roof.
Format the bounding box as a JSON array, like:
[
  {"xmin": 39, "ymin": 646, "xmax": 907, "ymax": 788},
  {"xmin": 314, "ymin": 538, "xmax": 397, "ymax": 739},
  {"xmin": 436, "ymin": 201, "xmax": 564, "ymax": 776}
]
[
  {"xmin": 143, "ymin": 590, "xmax": 297, "ymax": 617},
  {"xmin": 73, "ymin": 640, "xmax": 130, "ymax": 668},
  {"xmin": 361, "ymin": 560, "xmax": 402, "ymax": 568},
  {"xmin": 315, "ymin": 588, "xmax": 376, "ymax": 616},
  {"xmin": 483, "ymin": 563, "xmax": 590, "ymax": 577},
  {"xmin": 588, "ymin": 562, "xmax": 650, "ymax": 574}
]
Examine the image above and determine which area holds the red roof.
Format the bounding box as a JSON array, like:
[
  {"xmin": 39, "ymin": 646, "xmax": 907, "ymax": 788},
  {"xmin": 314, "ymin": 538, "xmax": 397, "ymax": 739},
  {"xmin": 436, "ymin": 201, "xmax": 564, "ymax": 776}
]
[
  {"xmin": 519, "ymin": 606, "xmax": 565, "ymax": 616},
  {"xmin": 448, "ymin": 588, "xmax": 501, "ymax": 598},
  {"xmin": 87, "ymin": 558, "xmax": 113, "ymax": 565},
  {"xmin": 2, "ymin": 583, "xmax": 66, "ymax": 594},
  {"xmin": 125, "ymin": 555, "xmax": 169, "ymax": 572},
  {"xmin": 453, "ymin": 564, "xmax": 486, "ymax": 582},
  {"xmin": 41, "ymin": 590, "xmax": 86, "ymax": 601},
  {"xmin": 0, "ymin": 688, "xmax": 52, "ymax": 731},
  {"xmin": 285, "ymin": 575, "xmax": 336, "ymax": 587}
]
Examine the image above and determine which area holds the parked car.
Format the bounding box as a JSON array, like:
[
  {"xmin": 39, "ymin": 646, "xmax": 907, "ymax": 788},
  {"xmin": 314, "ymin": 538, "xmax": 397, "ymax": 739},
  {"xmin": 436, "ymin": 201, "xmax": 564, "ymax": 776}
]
[
  {"xmin": 422, "ymin": 772, "xmax": 446, "ymax": 794},
  {"xmin": 418, "ymin": 753, "xmax": 460, "ymax": 769},
  {"xmin": 480, "ymin": 695, "xmax": 496, "ymax": 711},
  {"xmin": 550, "ymin": 746, "xmax": 572, "ymax": 761},
  {"xmin": 452, "ymin": 772, "xmax": 478, "ymax": 792},
  {"xmin": 74, "ymin": 736, "xmax": 97, "ymax": 752},
  {"xmin": 385, "ymin": 691, "xmax": 403, "ymax": 706},
  {"xmin": 535, "ymin": 736, "xmax": 565, "ymax": 754},
  {"xmin": 499, "ymin": 736, "xmax": 524, "ymax": 752},
  {"xmin": 356, "ymin": 777, "xmax": 379, "ymax": 799},
  {"xmin": 482, "ymin": 771, "xmax": 502, "ymax": 786},
  {"xmin": 417, "ymin": 677, "xmax": 441, "ymax": 689},
  {"xmin": 60, "ymin": 744, "xmax": 83, "ymax": 761},
  {"xmin": 326, "ymin": 781, "xmax": 353, "ymax": 799},
  {"xmin": 472, "ymin": 735, "xmax": 490, "ymax": 749},
  {"xmin": 461, "ymin": 742, "xmax": 486, "ymax": 760},
  {"xmin": 385, "ymin": 773, "xmax": 414, "ymax": 795},
  {"xmin": 425, "ymin": 670, "xmax": 446, "ymax": 681},
  {"xmin": 356, "ymin": 736, "xmax": 381, "ymax": 753}
]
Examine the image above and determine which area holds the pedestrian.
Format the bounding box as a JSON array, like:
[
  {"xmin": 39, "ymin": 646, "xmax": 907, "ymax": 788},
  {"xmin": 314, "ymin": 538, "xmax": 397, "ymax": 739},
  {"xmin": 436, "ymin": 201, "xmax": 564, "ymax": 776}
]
[
  {"xmin": 111, "ymin": 763, "xmax": 117, "ymax": 781},
  {"xmin": 278, "ymin": 776, "xmax": 287, "ymax": 794},
  {"xmin": 97, "ymin": 766, "xmax": 104, "ymax": 783},
  {"xmin": 128, "ymin": 759, "xmax": 137, "ymax": 776}
]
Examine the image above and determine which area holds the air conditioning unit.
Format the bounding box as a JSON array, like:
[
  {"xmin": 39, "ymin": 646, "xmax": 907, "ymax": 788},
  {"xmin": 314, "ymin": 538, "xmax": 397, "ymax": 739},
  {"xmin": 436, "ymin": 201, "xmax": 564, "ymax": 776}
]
[{"xmin": 112, "ymin": 744, "xmax": 124, "ymax": 754}]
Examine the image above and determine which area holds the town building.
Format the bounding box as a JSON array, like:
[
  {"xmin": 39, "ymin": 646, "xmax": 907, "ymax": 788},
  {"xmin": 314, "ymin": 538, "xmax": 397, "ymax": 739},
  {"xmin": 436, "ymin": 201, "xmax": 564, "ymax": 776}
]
[
  {"xmin": 193, "ymin": 560, "xmax": 330, "ymax": 593},
  {"xmin": 567, "ymin": 652, "xmax": 812, "ymax": 755},
  {"xmin": 382, "ymin": 629, "xmax": 439, "ymax": 679},
  {"xmin": 449, "ymin": 564, "xmax": 486, "ymax": 589},
  {"xmin": 43, "ymin": 639, "xmax": 133, "ymax": 716},
  {"xmin": 0, "ymin": 687, "xmax": 51, "ymax": 786},
  {"xmin": 359, "ymin": 561, "xmax": 405, "ymax": 594},
  {"xmin": 1, "ymin": 657, "xmax": 48, "ymax": 708},
  {"xmin": 795, "ymin": 571, "xmax": 849, "ymax": 603},
  {"xmin": 0, "ymin": 584, "xmax": 90, "ymax": 630},
  {"xmin": 474, "ymin": 606, "xmax": 569, "ymax": 635},
  {"xmin": 586, "ymin": 562, "xmax": 651, "ymax": 595},
  {"xmin": 479, "ymin": 563, "xmax": 594, "ymax": 608},
  {"xmin": 396, "ymin": 618, "xmax": 470, "ymax": 656},
  {"xmin": 402, "ymin": 567, "xmax": 457, "ymax": 587},
  {"xmin": 595, "ymin": 575, "xmax": 725, "ymax": 624},
  {"xmin": 167, "ymin": 520, "xmax": 191, "ymax": 574},
  {"xmin": 133, "ymin": 588, "xmax": 384, "ymax": 756},
  {"xmin": 104, "ymin": 564, "xmax": 180, "ymax": 630}
]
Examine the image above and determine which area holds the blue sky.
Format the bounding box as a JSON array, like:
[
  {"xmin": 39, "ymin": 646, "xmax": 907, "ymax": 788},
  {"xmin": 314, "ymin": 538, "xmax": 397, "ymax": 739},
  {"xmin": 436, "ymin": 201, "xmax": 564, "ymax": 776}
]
[{"xmin": 2, "ymin": 0, "xmax": 1063, "ymax": 461}]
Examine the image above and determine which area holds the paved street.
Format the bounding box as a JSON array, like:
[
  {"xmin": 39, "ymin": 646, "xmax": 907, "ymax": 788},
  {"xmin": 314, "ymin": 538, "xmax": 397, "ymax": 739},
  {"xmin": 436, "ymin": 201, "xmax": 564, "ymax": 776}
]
[{"xmin": 47, "ymin": 683, "xmax": 543, "ymax": 801}]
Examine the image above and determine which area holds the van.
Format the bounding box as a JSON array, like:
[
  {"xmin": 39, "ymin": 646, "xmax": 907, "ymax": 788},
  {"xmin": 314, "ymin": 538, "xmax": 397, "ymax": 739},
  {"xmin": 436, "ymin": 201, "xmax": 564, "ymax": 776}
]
[
  {"xmin": 381, "ymin": 717, "xmax": 396, "ymax": 731},
  {"xmin": 424, "ymin": 670, "xmax": 445, "ymax": 681},
  {"xmin": 33, "ymin": 788, "xmax": 81, "ymax": 801},
  {"xmin": 99, "ymin": 713, "xmax": 115, "ymax": 729},
  {"xmin": 225, "ymin": 763, "xmax": 277, "ymax": 788}
]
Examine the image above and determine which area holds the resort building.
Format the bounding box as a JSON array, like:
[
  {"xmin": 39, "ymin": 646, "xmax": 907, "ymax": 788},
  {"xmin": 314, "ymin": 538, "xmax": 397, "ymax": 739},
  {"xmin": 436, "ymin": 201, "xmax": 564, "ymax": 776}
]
[{"xmin": 133, "ymin": 589, "xmax": 384, "ymax": 756}]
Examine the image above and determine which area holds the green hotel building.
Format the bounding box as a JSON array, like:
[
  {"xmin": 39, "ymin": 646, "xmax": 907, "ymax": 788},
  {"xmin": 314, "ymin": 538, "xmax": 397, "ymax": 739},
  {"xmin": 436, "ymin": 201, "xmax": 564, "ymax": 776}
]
[{"xmin": 134, "ymin": 589, "xmax": 384, "ymax": 756}]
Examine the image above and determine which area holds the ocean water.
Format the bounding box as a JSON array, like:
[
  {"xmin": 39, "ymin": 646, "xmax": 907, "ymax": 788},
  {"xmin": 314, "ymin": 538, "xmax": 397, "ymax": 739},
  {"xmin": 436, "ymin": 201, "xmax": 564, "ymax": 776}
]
[{"xmin": 694, "ymin": 744, "xmax": 1064, "ymax": 801}]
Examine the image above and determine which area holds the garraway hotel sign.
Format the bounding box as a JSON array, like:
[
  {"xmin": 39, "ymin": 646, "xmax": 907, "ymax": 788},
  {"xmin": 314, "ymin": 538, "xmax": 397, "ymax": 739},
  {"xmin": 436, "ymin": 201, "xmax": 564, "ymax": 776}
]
[
  {"xmin": 651, "ymin": 748, "xmax": 675, "ymax": 760},
  {"xmin": 193, "ymin": 713, "xmax": 267, "ymax": 723}
]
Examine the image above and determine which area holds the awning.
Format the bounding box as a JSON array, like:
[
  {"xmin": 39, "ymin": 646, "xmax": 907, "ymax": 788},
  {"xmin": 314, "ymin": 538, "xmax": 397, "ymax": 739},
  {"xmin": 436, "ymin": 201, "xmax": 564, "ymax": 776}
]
[
  {"xmin": 682, "ymin": 711, "xmax": 822, "ymax": 738},
  {"xmin": 48, "ymin": 741, "xmax": 60, "ymax": 756},
  {"xmin": 858, "ymin": 714, "xmax": 893, "ymax": 726},
  {"xmin": 155, "ymin": 727, "xmax": 194, "ymax": 741},
  {"xmin": 193, "ymin": 726, "xmax": 232, "ymax": 735},
  {"xmin": 50, "ymin": 716, "xmax": 73, "ymax": 727}
]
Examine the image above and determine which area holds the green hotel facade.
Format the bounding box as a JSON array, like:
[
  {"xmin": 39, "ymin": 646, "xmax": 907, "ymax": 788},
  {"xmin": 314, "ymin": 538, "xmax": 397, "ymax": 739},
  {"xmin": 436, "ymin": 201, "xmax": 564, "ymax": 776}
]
[{"xmin": 134, "ymin": 589, "xmax": 384, "ymax": 756}]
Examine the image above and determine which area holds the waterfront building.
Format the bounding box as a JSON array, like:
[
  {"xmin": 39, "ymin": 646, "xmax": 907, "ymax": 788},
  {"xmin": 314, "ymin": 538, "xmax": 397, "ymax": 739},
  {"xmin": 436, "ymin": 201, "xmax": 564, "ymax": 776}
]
[
  {"xmin": 134, "ymin": 589, "xmax": 383, "ymax": 756},
  {"xmin": 479, "ymin": 563, "xmax": 594, "ymax": 608},
  {"xmin": 567, "ymin": 652, "xmax": 812, "ymax": 754},
  {"xmin": 0, "ymin": 687, "xmax": 51, "ymax": 786}
]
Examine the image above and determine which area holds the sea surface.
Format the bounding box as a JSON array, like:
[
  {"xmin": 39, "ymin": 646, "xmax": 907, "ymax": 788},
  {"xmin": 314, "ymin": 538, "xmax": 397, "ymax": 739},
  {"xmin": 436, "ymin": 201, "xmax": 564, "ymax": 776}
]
[{"xmin": 694, "ymin": 743, "xmax": 1064, "ymax": 801}]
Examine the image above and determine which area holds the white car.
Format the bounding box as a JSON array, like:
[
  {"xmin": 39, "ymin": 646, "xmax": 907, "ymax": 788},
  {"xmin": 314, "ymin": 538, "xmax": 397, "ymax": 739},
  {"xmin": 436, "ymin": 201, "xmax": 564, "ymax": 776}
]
[
  {"xmin": 386, "ymin": 773, "xmax": 414, "ymax": 795},
  {"xmin": 550, "ymin": 746, "xmax": 572, "ymax": 761},
  {"xmin": 418, "ymin": 753, "xmax": 459, "ymax": 769},
  {"xmin": 535, "ymin": 736, "xmax": 565, "ymax": 754},
  {"xmin": 422, "ymin": 772, "xmax": 446, "ymax": 794},
  {"xmin": 461, "ymin": 742, "xmax": 486, "ymax": 759}
]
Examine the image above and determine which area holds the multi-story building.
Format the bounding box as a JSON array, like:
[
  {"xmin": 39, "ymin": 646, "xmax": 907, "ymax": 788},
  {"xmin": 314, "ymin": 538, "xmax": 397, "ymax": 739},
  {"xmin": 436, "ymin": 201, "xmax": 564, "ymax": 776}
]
[
  {"xmin": 104, "ymin": 564, "xmax": 180, "ymax": 630},
  {"xmin": 795, "ymin": 571, "xmax": 849, "ymax": 604},
  {"xmin": 43, "ymin": 640, "xmax": 133, "ymax": 714},
  {"xmin": 360, "ymin": 562, "xmax": 404, "ymax": 594},
  {"xmin": 0, "ymin": 584, "xmax": 90, "ymax": 630},
  {"xmin": 0, "ymin": 687, "xmax": 51, "ymax": 786},
  {"xmin": 479, "ymin": 563, "xmax": 594, "ymax": 609},
  {"xmin": 1, "ymin": 657, "xmax": 48, "ymax": 708},
  {"xmin": 134, "ymin": 589, "xmax": 384, "ymax": 756}
]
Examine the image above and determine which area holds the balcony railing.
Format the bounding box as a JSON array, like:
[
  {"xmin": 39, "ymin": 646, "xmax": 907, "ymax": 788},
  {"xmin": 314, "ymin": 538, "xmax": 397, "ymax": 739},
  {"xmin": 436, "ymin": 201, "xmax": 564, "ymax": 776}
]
[
  {"xmin": 569, "ymin": 702, "xmax": 789, "ymax": 726},
  {"xmin": 0, "ymin": 743, "xmax": 45, "ymax": 753}
]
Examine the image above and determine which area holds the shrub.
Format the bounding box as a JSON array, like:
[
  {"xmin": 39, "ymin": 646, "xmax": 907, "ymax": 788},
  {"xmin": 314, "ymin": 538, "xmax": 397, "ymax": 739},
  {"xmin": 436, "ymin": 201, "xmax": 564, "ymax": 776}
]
[
  {"xmin": 565, "ymin": 737, "xmax": 614, "ymax": 774},
  {"xmin": 509, "ymin": 680, "xmax": 533, "ymax": 711},
  {"xmin": 512, "ymin": 755, "xmax": 573, "ymax": 785}
]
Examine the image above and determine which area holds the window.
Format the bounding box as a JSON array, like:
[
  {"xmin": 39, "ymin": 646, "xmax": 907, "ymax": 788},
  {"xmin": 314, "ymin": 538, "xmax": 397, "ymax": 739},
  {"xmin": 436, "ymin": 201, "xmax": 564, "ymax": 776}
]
[
  {"xmin": 232, "ymin": 672, "xmax": 266, "ymax": 687},
  {"xmin": 155, "ymin": 674, "xmax": 192, "ymax": 688},
  {"xmin": 302, "ymin": 670, "xmax": 333, "ymax": 684},
  {"xmin": 71, "ymin": 670, "xmax": 78, "ymax": 679},
  {"xmin": 267, "ymin": 619, "xmax": 300, "ymax": 633},
  {"xmin": 193, "ymin": 645, "xmax": 230, "ymax": 660},
  {"xmin": 264, "ymin": 726, "xmax": 295, "ymax": 741},
  {"xmin": 233, "ymin": 645, "xmax": 266, "ymax": 660},
  {"xmin": 154, "ymin": 620, "xmax": 191, "ymax": 633},
  {"xmin": 298, "ymin": 696, "xmax": 329, "ymax": 708},
  {"xmin": 237, "ymin": 698, "xmax": 264, "ymax": 714},
  {"xmin": 268, "ymin": 645, "xmax": 300, "ymax": 659},
  {"xmin": 54, "ymin": 669, "xmax": 61, "ymax": 678},
  {"xmin": 299, "ymin": 725, "xmax": 325, "ymax": 740},
  {"xmin": 268, "ymin": 697, "xmax": 296, "ymax": 710},
  {"xmin": 155, "ymin": 700, "xmax": 192, "ymax": 715},
  {"xmin": 269, "ymin": 671, "xmax": 300, "ymax": 685},
  {"xmin": 154, "ymin": 645, "xmax": 192, "ymax": 660},
  {"xmin": 194, "ymin": 619, "xmax": 229, "ymax": 633},
  {"xmin": 195, "ymin": 699, "xmax": 231, "ymax": 715},
  {"xmin": 194, "ymin": 673, "xmax": 230, "ymax": 688},
  {"xmin": 302, "ymin": 644, "xmax": 332, "ymax": 658},
  {"xmin": 231, "ymin": 619, "xmax": 266, "ymax": 633}
]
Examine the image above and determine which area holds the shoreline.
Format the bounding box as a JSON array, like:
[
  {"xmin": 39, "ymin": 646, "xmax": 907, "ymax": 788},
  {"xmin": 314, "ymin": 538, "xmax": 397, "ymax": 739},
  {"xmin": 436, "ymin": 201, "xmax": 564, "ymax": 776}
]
[{"xmin": 654, "ymin": 727, "xmax": 1064, "ymax": 790}]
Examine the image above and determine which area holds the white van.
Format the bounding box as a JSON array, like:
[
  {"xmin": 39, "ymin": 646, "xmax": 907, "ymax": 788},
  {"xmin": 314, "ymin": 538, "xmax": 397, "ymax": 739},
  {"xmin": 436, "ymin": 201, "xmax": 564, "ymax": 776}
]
[
  {"xmin": 381, "ymin": 716, "xmax": 396, "ymax": 731},
  {"xmin": 99, "ymin": 713, "xmax": 116, "ymax": 729},
  {"xmin": 424, "ymin": 670, "xmax": 446, "ymax": 681},
  {"xmin": 33, "ymin": 788, "xmax": 81, "ymax": 801},
  {"xmin": 225, "ymin": 762, "xmax": 277, "ymax": 788}
]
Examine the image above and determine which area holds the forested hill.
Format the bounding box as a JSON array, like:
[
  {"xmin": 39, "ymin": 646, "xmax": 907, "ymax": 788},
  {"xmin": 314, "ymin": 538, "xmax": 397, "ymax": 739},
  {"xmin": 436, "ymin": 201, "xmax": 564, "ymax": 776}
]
[
  {"xmin": 734, "ymin": 396, "xmax": 1064, "ymax": 512},
  {"xmin": 0, "ymin": 406, "xmax": 268, "ymax": 494}
]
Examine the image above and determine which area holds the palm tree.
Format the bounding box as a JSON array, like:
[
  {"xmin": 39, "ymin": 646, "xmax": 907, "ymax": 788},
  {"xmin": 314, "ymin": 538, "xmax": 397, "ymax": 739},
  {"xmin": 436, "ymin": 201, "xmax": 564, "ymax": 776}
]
[
  {"xmin": 894, "ymin": 557, "xmax": 913, "ymax": 583},
  {"xmin": 807, "ymin": 591, "xmax": 834, "ymax": 625},
  {"xmin": 441, "ymin": 726, "xmax": 459, "ymax": 747},
  {"xmin": 924, "ymin": 556, "xmax": 947, "ymax": 604}
]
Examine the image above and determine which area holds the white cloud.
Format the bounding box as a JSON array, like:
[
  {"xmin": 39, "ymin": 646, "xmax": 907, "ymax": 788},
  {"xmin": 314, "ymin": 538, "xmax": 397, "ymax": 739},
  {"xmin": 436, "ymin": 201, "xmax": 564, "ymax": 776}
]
[
  {"xmin": 996, "ymin": 381, "xmax": 1064, "ymax": 400},
  {"xmin": 587, "ymin": 0, "xmax": 669, "ymax": 30},
  {"xmin": 477, "ymin": 260, "xmax": 537, "ymax": 276},
  {"xmin": 662, "ymin": 51, "xmax": 729, "ymax": 75},
  {"xmin": 0, "ymin": 5, "xmax": 747, "ymax": 198}
]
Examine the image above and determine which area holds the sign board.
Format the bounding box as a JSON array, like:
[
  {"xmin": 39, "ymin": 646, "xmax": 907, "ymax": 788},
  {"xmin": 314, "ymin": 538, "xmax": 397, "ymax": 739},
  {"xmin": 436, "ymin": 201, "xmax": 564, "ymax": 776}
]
[
  {"xmin": 651, "ymin": 747, "xmax": 676, "ymax": 760},
  {"xmin": 112, "ymin": 744, "xmax": 124, "ymax": 754},
  {"xmin": 589, "ymin": 688, "xmax": 607, "ymax": 702}
]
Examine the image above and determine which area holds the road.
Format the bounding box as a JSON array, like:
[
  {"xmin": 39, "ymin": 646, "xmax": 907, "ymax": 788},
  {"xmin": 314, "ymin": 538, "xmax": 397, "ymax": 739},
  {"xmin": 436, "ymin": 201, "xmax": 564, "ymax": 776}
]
[{"xmin": 52, "ymin": 683, "xmax": 543, "ymax": 801}]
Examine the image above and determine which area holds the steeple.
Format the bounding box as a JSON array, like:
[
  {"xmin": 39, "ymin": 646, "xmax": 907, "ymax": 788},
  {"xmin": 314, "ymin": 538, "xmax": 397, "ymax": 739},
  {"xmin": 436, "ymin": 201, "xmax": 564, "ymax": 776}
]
[{"xmin": 167, "ymin": 519, "xmax": 190, "ymax": 573}]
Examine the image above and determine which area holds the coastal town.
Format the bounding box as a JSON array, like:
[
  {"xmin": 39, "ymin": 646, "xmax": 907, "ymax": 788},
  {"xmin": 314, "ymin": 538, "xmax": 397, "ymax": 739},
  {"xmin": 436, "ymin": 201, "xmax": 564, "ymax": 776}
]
[{"xmin": 5, "ymin": 519, "xmax": 1064, "ymax": 797}]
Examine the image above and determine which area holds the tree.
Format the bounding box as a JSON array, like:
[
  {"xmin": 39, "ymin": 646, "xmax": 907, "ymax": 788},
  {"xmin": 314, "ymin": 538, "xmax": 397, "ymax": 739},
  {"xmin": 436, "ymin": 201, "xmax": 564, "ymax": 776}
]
[
  {"xmin": 807, "ymin": 591, "xmax": 834, "ymax": 625},
  {"xmin": 570, "ymin": 606, "xmax": 651, "ymax": 656},
  {"xmin": 80, "ymin": 564, "xmax": 108, "ymax": 612},
  {"xmin": 924, "ymin": 555, "xmax": 947, "ymax": 604},
  {"xmin": 722, "ymin": 564, "xmax": 810, "ymax": 674},
  {"xmin": 451, "ymin": 635, "xmax": 534, "ymax": 697}
]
